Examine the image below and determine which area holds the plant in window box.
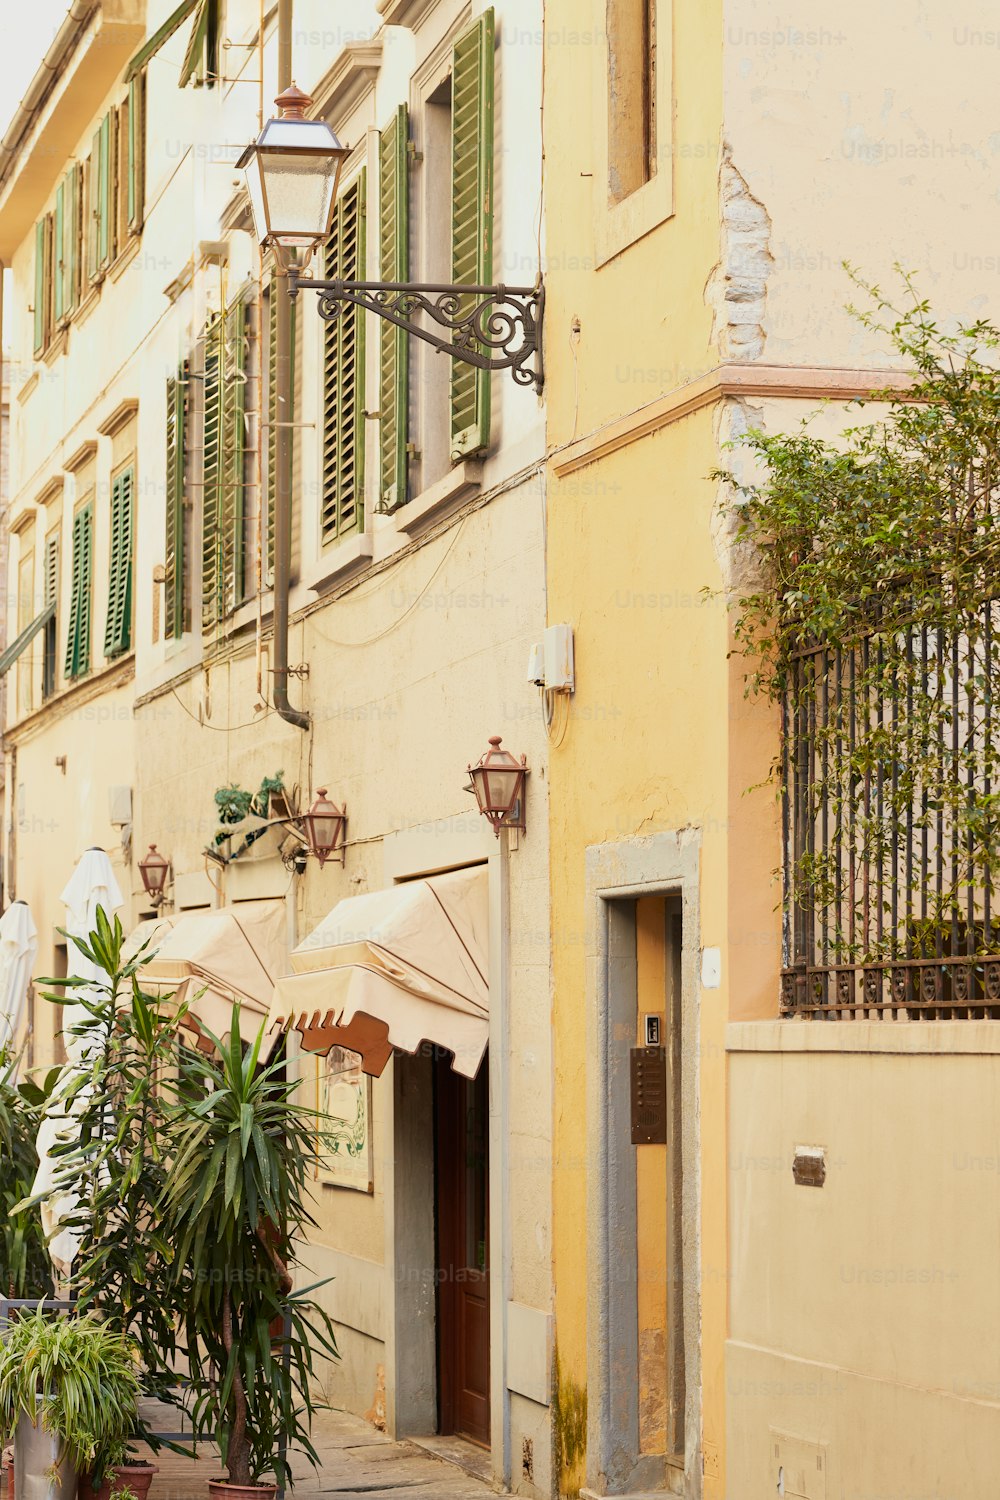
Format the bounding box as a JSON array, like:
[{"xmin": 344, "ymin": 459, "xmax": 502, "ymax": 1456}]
[
  {"xmin": 212, "ymin": 774, "xmax": 287, "ymax": 864},
  {"xmin": 162, "ymin": 1007, "xmax": 339, "ymax": 1498},
  {"xmin": 0, "ymin": 1307, "xmax": 142, "ymax": 1500}
]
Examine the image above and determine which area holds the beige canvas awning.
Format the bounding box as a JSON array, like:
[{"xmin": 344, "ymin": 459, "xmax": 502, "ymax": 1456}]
[
  {"xmin": 273, "ymin": 866, "xmax": 489, "ymax": 1078},
  {"xmin": 128, "ymin": 901, "xmax": 286, "ymax": 1048}
]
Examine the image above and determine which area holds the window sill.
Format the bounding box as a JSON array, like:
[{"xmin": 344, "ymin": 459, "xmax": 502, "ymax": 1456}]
[
  {"xmin": 376, "ymin": 0, "xmax": 441, "ymax": 25},
  {"xmin": 74, "ymin": 287, "xmax": 101, "ymax": 329},
  {"xmin": 309, "ymin": 531, "xmax": 374, "ymax": 594},
  {"xmin": 41, "ymin": 329, "xmax": 69, "ymax": 368},
  {"xmin": 16, "ymin": 372, "xmax": 39, "ymax": 407},
  {"xmin": 393, "ymin": 460, "xmax": 483, "ymax": 537},
  {"xmin": 108, "ymin": 235, "xmax": 142, "ymax": 283}
]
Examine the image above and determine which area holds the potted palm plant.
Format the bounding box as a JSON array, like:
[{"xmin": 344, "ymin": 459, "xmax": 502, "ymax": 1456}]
[
  {"xmin": 0, "ymin": 1308, "xmax": 141, "ymax": 1500},
  {"xmin": 162, "ymin": 1008, "xmax": 338, "ymax": 1498}
]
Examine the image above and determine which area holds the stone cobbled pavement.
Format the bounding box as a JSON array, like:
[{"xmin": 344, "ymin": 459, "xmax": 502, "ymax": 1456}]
[{"xmin": 145, "ymin": 1408, "xmax": 500, "ymax": 1500}]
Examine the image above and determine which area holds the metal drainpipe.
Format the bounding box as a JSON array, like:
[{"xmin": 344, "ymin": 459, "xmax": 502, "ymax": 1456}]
[{"xmin": 271, "ymin": 0, "xmax": 309, "ymax": 731}]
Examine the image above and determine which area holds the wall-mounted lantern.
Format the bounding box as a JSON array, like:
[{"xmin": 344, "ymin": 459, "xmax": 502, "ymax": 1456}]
[
  {"xmin": 301, "ymin": 789, "xmax": 347, "ymax": 867},
  {"xmin": 138, "ymin": 844, "xmax": 170, "ymax": 907},
  {"xmin": 467, "ymin": 737, "xmax": 528, "ymax": 837},
  {"xmin": 237, "ymin": 88, "xmax": 544, "ymax": 393}
]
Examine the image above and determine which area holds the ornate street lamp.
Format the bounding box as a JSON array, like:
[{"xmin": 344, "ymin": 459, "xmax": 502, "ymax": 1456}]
[
  {"xmin": 138, "ymin": 845, "xmax": 170, "ymax": 907},
  {"xmin": 468, "ymin": 737, "xmax": 528, "ymax": 836},
  {"xmin": 236, "ymin": 85, "xmax": 350, "ymax": 263},
  {"xmin": 238, "ymin": 91, "xmax": 543, "ymax": 392},
  {"xmin": 301, "ymin": 789, "xmax": 347, "ymax": 867}
]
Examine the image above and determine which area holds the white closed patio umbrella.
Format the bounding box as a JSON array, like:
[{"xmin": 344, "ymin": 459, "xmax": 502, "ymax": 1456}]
[
  {"xmin": 0, "ymin": 900, "xmax": 37, "ymax": 1053},
  {"xmin": 32, "ymin": 848, "xmax": 124, "ymax": 1279}
]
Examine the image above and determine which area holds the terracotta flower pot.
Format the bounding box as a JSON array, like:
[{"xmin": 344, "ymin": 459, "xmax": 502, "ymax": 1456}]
[
  {"xmin": 207, "ymin": 1482, "xmax": 277, "ymax": 1500},
  {"xmin": 80, "ymin": 1463, "xmax": 158, "ymax": 1500}
]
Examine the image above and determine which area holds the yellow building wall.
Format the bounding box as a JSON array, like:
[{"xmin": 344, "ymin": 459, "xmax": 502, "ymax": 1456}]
[{"xmin": 543, "ymin": 2, "xmax": 728, "ymax": 1484}]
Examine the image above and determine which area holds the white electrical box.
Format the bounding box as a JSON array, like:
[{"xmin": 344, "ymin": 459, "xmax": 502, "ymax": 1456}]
[
  {"xmin": 543, "ymin": 624, "xmax": 575, "ymax": 693},
  {"xmin": 527, "ymin": 643, "xmax": 545, "ymax": 686}
]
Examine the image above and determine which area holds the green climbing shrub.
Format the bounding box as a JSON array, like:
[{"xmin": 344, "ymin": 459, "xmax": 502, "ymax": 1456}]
[{"xmin": 720, "ymin": 271, "xmax": 1000, "ymax": 967}]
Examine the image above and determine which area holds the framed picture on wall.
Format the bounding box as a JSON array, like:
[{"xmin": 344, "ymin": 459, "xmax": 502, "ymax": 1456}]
[{"xmin": 315, "ymin": 1046, "xmax": 374, "ymax": 1194}]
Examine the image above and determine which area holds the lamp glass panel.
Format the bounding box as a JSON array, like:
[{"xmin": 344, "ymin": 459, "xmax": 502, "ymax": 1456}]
[
  {"xmin": 311, "ymin": 814, "xmax": 338, "ymax": 853},
  {"xmin": 485, "ymin": 767, "xmax": 520, "ymax": 810},
  {"xmin": 244, "ymin": 155, "xmax": 268, "ymax": 245},
  {"xmin": 261, "ymin": 154, "xmax": 339, "ymax": 244}
]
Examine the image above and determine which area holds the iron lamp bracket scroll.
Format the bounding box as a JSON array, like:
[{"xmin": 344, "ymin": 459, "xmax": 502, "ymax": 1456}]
[{"xmin": 288, "ymin": 271, "xmax": 545, "ymax": 394}]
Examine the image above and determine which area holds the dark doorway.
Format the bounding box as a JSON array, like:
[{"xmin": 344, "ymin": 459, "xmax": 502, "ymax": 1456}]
[{"xmin": 434, "ymin": 1051, "xmax": 490, "ymax": 1448}]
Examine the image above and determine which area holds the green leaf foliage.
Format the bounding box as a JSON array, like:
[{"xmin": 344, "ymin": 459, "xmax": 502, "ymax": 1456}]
[
  {"xmin": 161, "ymin": 1006, "xmax": 338, "ymax": 1487},
  {"xmin": 0, "ymin": 1307, "xmax": 141, "ymax": 1471},
  {"xmin": 0, "ymin": 1057, "xmax": 54, "ymax": 1300},
  {"xmin": 720, "ymin": 270, "xmax": 1000, "ymax": 968}
]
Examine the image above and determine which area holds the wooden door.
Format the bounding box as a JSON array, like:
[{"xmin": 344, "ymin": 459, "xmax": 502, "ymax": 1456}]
[{"xmin": 435, "ymin": 1053, "xmax": 490, "ymax": 1448}]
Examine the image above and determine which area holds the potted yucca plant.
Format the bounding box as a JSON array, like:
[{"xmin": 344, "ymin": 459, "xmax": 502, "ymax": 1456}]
[
  {"xmin": 162, "ymin": 1008, "xmax": 338, "ymax": 1498},
  {"xmin": 0, "ymin": 1308, "xmax": 141, "ymax": 1500}
]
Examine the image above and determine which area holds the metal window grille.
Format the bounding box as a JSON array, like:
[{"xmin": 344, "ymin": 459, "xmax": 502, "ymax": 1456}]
[{"xmin": 781, "ymin": 597, "xmax": 1000, "ymax": 1019}]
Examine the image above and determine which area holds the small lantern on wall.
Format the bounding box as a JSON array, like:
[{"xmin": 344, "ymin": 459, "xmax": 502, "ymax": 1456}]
[
  {"xmin": 138, "ymin": 845, "xmax": 170, "ymax": 908},
  {"xmin": 467, "ymin": 737, "xmax": 528, "ymax": 836},
  {"xmin": 301, "ymin": 789, "xmax": 347, "ymax": 867}
]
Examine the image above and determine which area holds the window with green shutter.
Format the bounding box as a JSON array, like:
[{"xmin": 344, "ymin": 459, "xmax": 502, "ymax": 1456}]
[
  {"xmin": 220, "ymin": 298, "xmax": 248, "ymax": 610},
  {"xmin": 322, "ymin": 171, "xmax": 367, "ymax": 544},
  {"xmin": 165, "ymin": 366, "xmax": 188, "ymax": 639},
  {"xmin": 54, "ymin": 181, "xmax": 66, "ymax": 325},
  {"xmin": 450, "ymin": 8, "xmax": 495, "ymax": 460},
  {"xmin": 179, "ymin": 0, "xmax": 219, "ymax": 88},
  {"xmin": 42, "ymin": 531, "xmax": 59, "ymax": 700},
  {"xmin": 66, "ymin": 164, "xmax": 81, "ymax": 314},
  {"xmin": 127, "ymin": 74, "xmax": 145, "ymax": 234},
  {"xmin": 105, "ymin": 466, "xmax": 134, "ymax": 659},
  {"xmin": 87, "ymin": 138, "xmax": 100, "ymax": 286},
  {"xmin": 98, "ymin": 111, "xmax": 114, "ymax": 271},
  {"xmin": 379, "ymin": 108, "xmax": 409, "ymax": 512},
  {"xmin": 65, "ymin": 503, "xmax": 93, "ymax": 680},
  {"xmin": 202, "ymin": 315, "xmax": 223, "ymax": 630},
  {"xmin": 202, "ymin": 300, "xmax": 251, "ymax": 629}
]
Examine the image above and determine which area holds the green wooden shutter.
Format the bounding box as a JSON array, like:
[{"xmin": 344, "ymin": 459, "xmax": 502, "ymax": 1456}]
[
  {"xmin": 65, "ymin": 504, "xmax": 93, "ymax": 679},
  {"xmin": 221, "ymin": 298, "xmax": 247, "ymax": 611},
  {"xmin": 66, "ymin": 165, "xmax": 80, "ymax": 313},
  {"xmin": 127, "ymin": 74, "xmax": 145, "ymax": 233},
  {"xmin": 54, "ymin": 182, "xmax": 66, "ymax": 324},
  {"xmin": 98, "ymin": 113, "xmax": 113, "ymax": 270},
  {"xmin": 179, "ymin": 0, "xmax": 219, "ymax": 88},
  {"xmin": 43, "ymin": 531, "xmax": 59, "ymax": 699},
  {"xmin": 450, "ymin": 8, "xmax": 495, "ymax": 459},
  {"xmin": 33, "ymin": 219, "xmax": 46, "ymax": 355},
  {"xmin": 322, "ymin": 171, "xmax": 367, "ymax": 544},
  {"xmin": 202, "ymin": 317, "xmax": 223, "ymax": 628},
  {"xmin": 379, "ymin": 108, "xmax": 409, "ymax": 512},
  {"xmin": 87, "ymin": 137, "xmax": 101, "ymax": 284},
  {"xmin": 165, "ymin": 366, "xmax": 187, "ymax": 639},
  {"xmin": 105, "ymin": 467, "xmax": 134, "ymax": 658}
]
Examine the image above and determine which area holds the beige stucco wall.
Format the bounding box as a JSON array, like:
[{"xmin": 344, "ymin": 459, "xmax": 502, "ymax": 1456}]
[{"xmin": 727, "ymin": 1029, "xmax": 1000, "ymax": 1498}]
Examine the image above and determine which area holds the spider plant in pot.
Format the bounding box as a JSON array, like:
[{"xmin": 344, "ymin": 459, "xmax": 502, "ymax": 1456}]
[
  {"xmin": 162, "ymin": 1007, "xmax": 339, "ymax": 1499},
  {"xmin": 0, "ymin": 1308, "xmax": 142, "ymax": 1500}
]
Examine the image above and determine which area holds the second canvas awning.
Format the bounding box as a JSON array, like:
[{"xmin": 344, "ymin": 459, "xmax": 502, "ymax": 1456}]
[
  {"xmin": 273, "ymin": 866, "xmax": 489, "ymax": 1079},
  {"xmin": 129, "ymin": 901, "xmax": 285, "ymax": 1047}
]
